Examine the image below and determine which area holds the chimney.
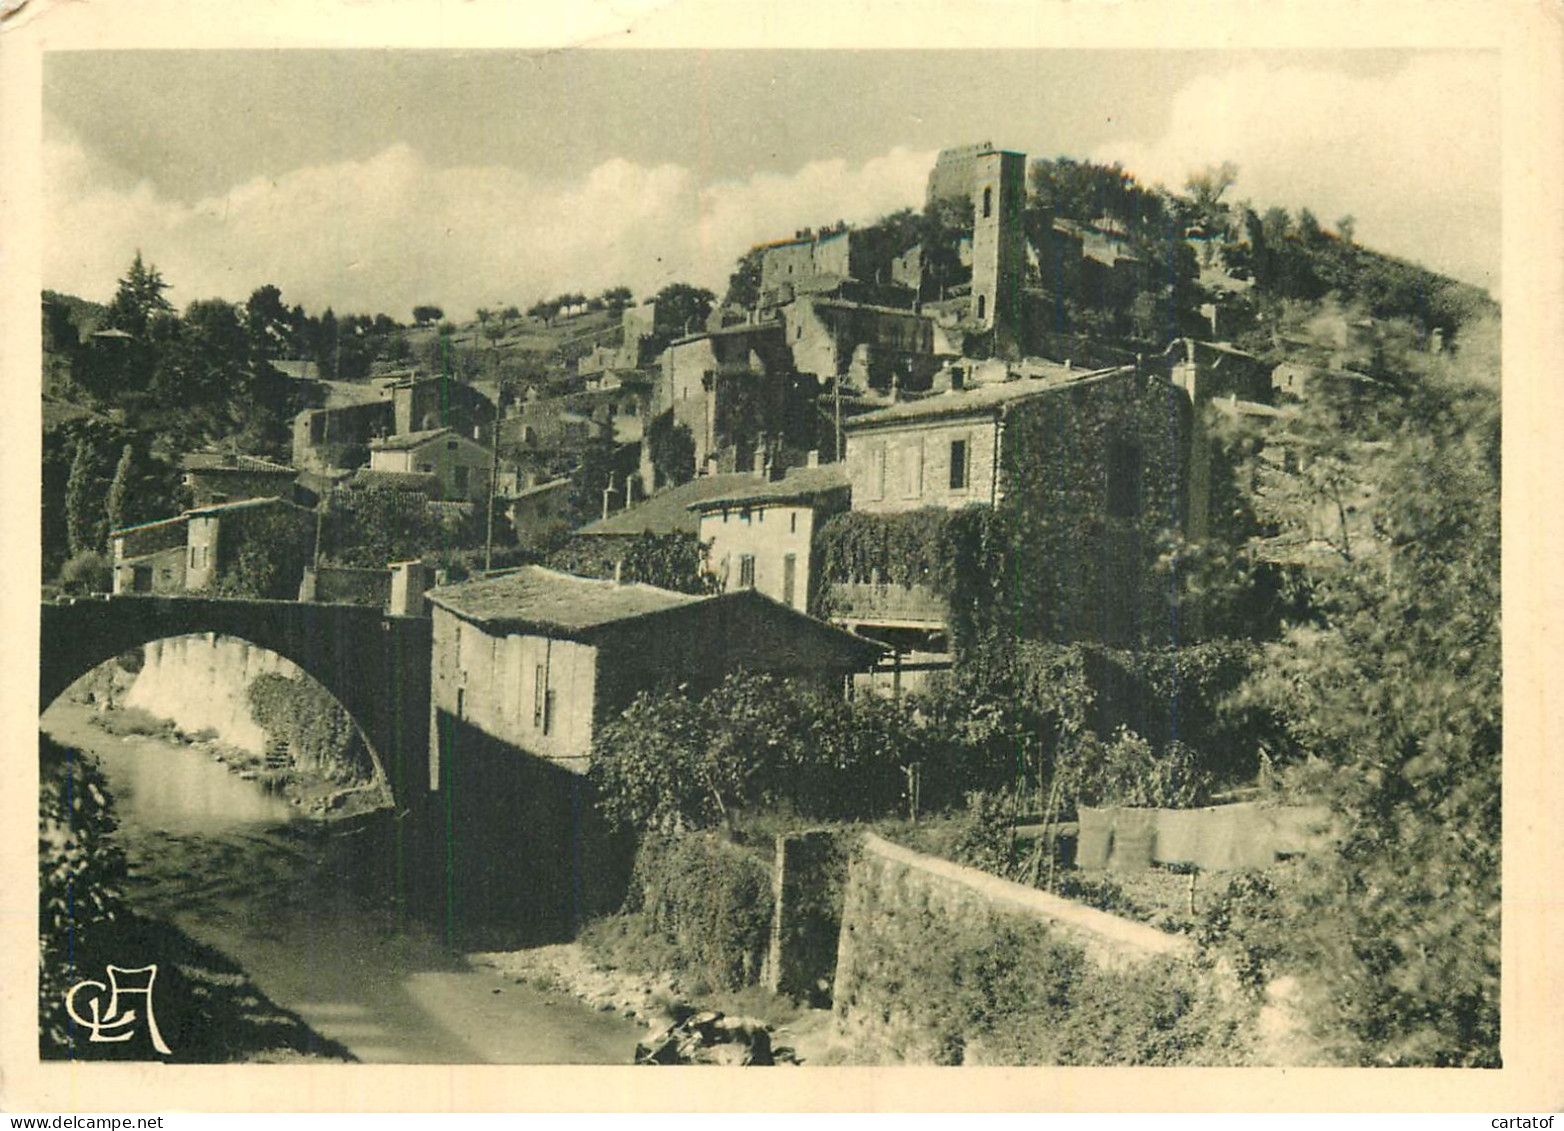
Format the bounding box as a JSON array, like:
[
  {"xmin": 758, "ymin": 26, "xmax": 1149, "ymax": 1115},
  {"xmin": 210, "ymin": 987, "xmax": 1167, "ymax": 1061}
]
[
  {"xmin": 950, "ymin": 366, "xmax": 966, "ymax": 391},
  {"xmin": 614, "ymin": 559, "xmax": 625, "ymax": 585},
  {"xmin": 806, "ymin": 449, "xmax": 820, "ymax": 468},
  {"xmin": 389, "ymin": 560, "xmax": 430, "ymax": 617}
]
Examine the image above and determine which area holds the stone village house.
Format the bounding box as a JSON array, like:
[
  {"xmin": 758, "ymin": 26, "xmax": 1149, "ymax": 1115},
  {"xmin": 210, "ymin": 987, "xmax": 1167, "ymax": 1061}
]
[
  {"xmin": 685, "ymin": 463, "xmax": 850, "ymax": 614},
  {"xmin": 368, "ymin": 427, "xmax": 506, "ymax": 504},
  {"xmin": 831, "ymin": 358, "xmax": 1196, "ymax": 656},
  {"xmin": 424, "ymin": 565, "xmax": 883, "ymax": 780},
  {"xmin": 178, "ymin": 451, "xmax": 299, "ymax": 507},
  {"xmin": 110, "ymin": 496, "xmax": 314, "ymax": 595}
]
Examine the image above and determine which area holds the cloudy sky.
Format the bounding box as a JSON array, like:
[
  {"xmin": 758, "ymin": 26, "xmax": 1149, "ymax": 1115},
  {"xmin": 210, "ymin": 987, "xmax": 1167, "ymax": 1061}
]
[{"xmin": 43, "ymin": 49, "xmax": 1499, "ymax": 322}]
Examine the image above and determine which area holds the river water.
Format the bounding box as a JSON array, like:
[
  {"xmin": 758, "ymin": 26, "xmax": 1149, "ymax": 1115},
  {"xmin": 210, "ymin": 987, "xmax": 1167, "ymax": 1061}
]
[{"xmin": 41, "ymin": 698, "xmax": 643, "ymax": 1065}]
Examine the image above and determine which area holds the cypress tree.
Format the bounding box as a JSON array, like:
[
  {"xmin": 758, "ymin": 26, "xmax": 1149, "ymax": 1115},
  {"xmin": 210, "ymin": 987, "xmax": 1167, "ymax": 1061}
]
[
  {"xmin": 105, "ymin": 442, "xmax": 135, "ymax": 547},
  {"xmin": 64, "ymin": 437, "xmax": 100, "ymax": 559}
]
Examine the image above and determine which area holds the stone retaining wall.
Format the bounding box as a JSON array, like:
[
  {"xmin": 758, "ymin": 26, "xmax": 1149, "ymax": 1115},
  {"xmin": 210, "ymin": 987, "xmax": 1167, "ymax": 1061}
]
[{"xmin": 831, "ymin": 833, "xmax": 1207, "ymax": 1063}]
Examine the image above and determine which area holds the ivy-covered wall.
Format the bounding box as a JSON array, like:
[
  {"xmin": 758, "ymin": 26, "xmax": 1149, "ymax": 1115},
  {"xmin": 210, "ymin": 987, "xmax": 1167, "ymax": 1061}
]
[
  {"xmin": 818, "ymin": 370, "xmax": 1193, "ymax": 648},
  {"xmin": 984, "ymin": 371, "xmax": 1191, "ymax": 646}
]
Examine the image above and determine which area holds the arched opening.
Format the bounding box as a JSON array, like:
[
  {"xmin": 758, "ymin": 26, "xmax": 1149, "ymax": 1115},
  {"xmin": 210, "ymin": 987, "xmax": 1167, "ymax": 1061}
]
[
  {"xmin": 982, "ymin": 185, "xmax": 993, "ymax": 218},
  {"xmin": 977, "ymin": 293, "xmax": 987, "ymax": 322},
  {"xmin": 42, "ymin": 633, "xmax": 395, "ymax": 823},
  {"xmin": 38, "ymin": 636, "xmax": 418, "ymax": 1062}
]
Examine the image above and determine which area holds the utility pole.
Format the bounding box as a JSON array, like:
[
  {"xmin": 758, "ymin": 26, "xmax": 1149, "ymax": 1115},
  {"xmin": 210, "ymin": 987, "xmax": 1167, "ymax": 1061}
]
[
  {"xmin": 483, "ymin": 400, "xmax": 499, "ymax": 574},
  {"xmin": 834, "ymin": 376, "xmax": 842, "ymax": 462}
]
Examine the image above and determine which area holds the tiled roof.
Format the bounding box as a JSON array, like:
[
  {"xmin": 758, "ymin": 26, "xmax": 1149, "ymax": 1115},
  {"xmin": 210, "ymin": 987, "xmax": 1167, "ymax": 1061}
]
[
  {"xmin": 427, "ymin": 566, "xmax": 886, "ymax": 664},
  {"xmin": 270, "ymin": 359, "xmax": 319, "ymax": 380},
  {"xmin": 575, "ymin": 472, "xmax": 764, "ymax": 536},
  {"xmin": 185, "ymin": 496, "xmax": 305, "ymax": 518},
  {"xmin": 843, "ymin": 365, "xmax": 1132, "ymax": 430},
  {"xmin": 110, "ymin": 514, "xmax": 189, "ymax": 538},
  {"xmin": 370, "ymin": 427, "xmax": 452, "ymax": 451},
  {"xmin": 427, "ymin": 565, "xmax": 704, "ymax": 635},
  {"xmin": 515, "ymin": 477, "xmax": 572, "ymax": 499},
  {"xmin": 686, "ymin": 464, "xmax": 849, "ymax": 510},
  {"xmin": 180, "ymin": 452, "xmax": 297, "ymax": 475}
]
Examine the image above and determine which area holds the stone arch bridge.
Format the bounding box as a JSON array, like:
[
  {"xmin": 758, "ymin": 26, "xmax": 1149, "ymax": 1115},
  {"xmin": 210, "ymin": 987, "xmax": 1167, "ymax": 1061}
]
[{"xmin": 40, "ymin": 595, "xmax": 432, "ymax": 809}]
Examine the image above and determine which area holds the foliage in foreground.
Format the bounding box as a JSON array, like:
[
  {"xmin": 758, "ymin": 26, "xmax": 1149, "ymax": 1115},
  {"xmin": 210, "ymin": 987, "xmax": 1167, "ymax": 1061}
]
[
  {"xmin": 1232, "ymin": 335, "xmax": 1501, "ymax": 1066},
  {"xmin": 39, "ymin": 734, "xmax": 128, "ymax": 1054}
]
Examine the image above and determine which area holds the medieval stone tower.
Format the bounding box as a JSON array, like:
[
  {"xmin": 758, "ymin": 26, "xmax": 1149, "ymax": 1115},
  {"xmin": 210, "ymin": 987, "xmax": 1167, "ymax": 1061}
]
[
  {"xmin": 967, "ymin": 148, "xmax": 1027, "ymax": 349},
  {"xmin": 927, "ymin": 143, "xmax": 1027, "ymax": 352}
]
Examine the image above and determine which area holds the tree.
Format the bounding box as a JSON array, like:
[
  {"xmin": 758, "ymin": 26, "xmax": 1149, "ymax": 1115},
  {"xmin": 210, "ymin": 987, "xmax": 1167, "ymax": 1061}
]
[
  {"xmin": 1236, "ymin": 337, "xmax": 1500, "ymax": 1066},
  {"xmin": 1335, "ymin": 215, "xmax": 1357, "ymax": 244},
  {"xmin": 645, "ymin": 412, "xmax": 696, "ymax": 488},
  {"xmin": 104, "ymin": 251, "xmax": 173, "ymax": 338},
  {"xmin": 244, "ymin": 284, "xmax": 291, "ymax": 361},
  {"xmin": 617, "ymin": 532, "xmax": 718, "ymax": 594},
  {"xmin": 601, "ymin": 286, "xmax": 633, "ymax": 315},
  {"xmin": 104, "ymin": 443, "xmax": 135, "ymax": 543},
  {"xmin": 64, "ymin": 437, "xmax": 103, "ymax": 559},
  {"xmin": 1184, "ymin": 161, "xmax": 1240, "ymax": 228},
  {"xmin": 526, "ymin": 298, "xmax": 561, "ymax": 327},
  {"xmin": 723, "ymin": 246, "xmax": 768, "ymax": 309},
  {"xmin": 568, "ymin": 438, "xmax": 623, "ymax": 525},
  {"xmin": 1030, "ymin": 157, "xmax": 1166, "ymax": 230},
  {"xmin": 651, "ymin": 282, "xmax": 716, "ymax": 341},
  {"xmin": 412, "ymin": 304, "xmax": 445, "ymax": 326},
  {"xmin": 212, "ymin": 506, "xmax": 316, "ymax": 599}
]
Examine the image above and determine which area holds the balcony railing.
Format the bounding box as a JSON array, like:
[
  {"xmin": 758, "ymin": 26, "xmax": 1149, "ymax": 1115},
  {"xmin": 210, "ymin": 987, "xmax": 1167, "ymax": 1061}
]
[{"xmin": 827, "ymin": 580, "xmax": 948, "ymax": 628}]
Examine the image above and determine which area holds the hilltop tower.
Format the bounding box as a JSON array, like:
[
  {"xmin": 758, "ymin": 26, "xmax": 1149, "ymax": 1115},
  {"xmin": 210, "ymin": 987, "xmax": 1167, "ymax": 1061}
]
[{"xmin": 967, "ymin": 148, "xmax": 1027, "ymax": 351}]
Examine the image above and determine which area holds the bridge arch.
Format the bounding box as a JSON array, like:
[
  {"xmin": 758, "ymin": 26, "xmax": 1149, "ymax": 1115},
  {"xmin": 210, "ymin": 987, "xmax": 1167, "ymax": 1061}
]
[{"xmin": 40, "ymin": 596, "xmax": 431, "ymax": 810}]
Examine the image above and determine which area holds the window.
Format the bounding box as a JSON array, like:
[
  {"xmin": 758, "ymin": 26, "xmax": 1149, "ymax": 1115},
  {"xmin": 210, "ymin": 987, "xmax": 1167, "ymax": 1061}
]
[
  {"xmin": 982, "ymin": 186, "xmax": 993, "ymax": 218},
  {"xmin": 790, "ymin": 512, "xmax": 797, "ymax": 534},
  {"xmin": 456, "ymin": 688, "xmax": 465, "ymax": 719},
  {"xmin": 1108, "ymin": 440, "xmax": 1143, "ymax": 518},
  {"xmin": 867, "ymin": 445, "xmax": 886, "ymax": 501},
  {"xmin": 190, "ymin": 546, "xmax": 199, "ymax": 569},
  {"xmin": 902, "ymin": 443, "xmax": 924, "ymax": 498},
  {"xmin": 739, "ymin": 554, "xmax": 756, "ymax": 589},
  {"xmin": 949, "ymin": 439, "xmax": 969, "ymax": 491},
  {"xmin": 419, "ymin": 462, "xmax": 434, "ymax": 473},
  {"xmin": 976, "ymin": 294, "xmax": 987, "ymax": 321},
  {"xmin": 533, "ymin": 664, "xmax": 546, "ymax": 729},
  {"xmin": 447, "ymin": 439, "xmax": 459, "ymax": 451},
  {"xmin": 782, "ymin": 554, "xmax": 797, "ymax": 608}
]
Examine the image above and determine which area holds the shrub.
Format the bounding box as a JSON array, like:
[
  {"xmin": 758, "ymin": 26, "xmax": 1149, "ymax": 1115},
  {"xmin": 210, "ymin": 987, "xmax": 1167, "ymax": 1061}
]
[
  {"xmin": 39, "ymin": 734, "xmax": 128, "ymax": 1054},
  {"xmin": 1061, "ymin": 727, "xmax": 1215, "ymax": 811},
  {"xmin": 246, "ymin": 673, "xmax": 378, "ymax": 784},
  {"xmin": 591, "ymin": 673, "xmax": 940, "ymax": 831},
  {"xmin": 620, "ymin": 832, "xmax": 775, "ymax": 993},
  {"xmin": 59, "ymin": 550, "xmax": 112, "ymax": 595}
]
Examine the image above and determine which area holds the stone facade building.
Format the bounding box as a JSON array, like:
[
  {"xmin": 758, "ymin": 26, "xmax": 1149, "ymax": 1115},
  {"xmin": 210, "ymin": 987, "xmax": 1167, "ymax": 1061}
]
[
  {"xmin": 111, "ymin": 496, "xmax": 314, "ymax": 596},
  {"xmin": 686, "ymin": 463, "xmax": 850, "ymax": 613},
  {"xmin": 179, "ymin": 451, "xmax": 299, "ymax": 507},
  {"xmin": 368, "ymin": 427, "xmax": 498, "ymax": 503},
  {"xmin": 424, "ymin": 566, "xmax": 883, "ymax": 779}
]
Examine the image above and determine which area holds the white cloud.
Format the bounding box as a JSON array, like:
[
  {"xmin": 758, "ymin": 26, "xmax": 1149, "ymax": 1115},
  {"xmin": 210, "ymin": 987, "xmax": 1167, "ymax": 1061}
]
[
  {"xmin": 1089, "ymin": 55, "xmax": 1500, "ymax": 292},
  {"xmin": 45, "ymin": 132, "xmax": 934, "ymax": 320}
]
